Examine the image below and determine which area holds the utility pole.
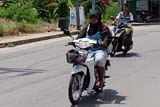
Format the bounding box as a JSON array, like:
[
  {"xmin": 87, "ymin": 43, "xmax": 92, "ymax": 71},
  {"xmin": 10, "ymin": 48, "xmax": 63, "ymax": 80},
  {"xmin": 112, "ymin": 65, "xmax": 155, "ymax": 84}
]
[
  {"xmin": 75, "ymin": 0, "xmax": 80, "ymax": 30},
  {"xmin": 119, "ymin": 0, "xmax": 124, "ymax": 11},
  {"xmin": 92, "ymin": 0, "xmax": 96, "ymax": 12}
]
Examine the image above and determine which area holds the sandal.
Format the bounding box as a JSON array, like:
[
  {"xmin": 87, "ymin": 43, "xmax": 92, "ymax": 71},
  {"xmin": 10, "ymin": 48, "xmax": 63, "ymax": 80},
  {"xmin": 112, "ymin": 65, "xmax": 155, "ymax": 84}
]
[{"xmin": 95, "ymin": 83, "xmax": 103, "ymax": 92}]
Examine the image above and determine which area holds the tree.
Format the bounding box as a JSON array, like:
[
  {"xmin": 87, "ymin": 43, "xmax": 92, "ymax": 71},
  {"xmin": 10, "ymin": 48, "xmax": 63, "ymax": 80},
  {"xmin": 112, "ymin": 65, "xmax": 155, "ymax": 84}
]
[{"xmin": 1, "ymin": 0, "xmax": 107, "ymax": 23}]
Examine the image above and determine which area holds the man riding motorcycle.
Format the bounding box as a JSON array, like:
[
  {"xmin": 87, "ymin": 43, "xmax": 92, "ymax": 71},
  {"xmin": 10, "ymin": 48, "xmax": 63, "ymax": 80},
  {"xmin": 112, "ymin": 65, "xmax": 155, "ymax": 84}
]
[
  {"xmin": 75, "ymin": 10, "xmax": 112, "ymax": 90},
  {"xmin": 114, "ymin": 3, "xmax": 134, "ymax": 51}
]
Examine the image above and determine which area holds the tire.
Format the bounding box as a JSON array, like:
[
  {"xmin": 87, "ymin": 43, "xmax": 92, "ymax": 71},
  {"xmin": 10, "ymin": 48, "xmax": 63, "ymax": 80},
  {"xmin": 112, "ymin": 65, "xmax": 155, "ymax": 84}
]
[
  {"xmin": 123, "ymin": 44, "xmax": 133, "ymax": 55},
  {"xmin": 123, "ymin": 50, "xmax": 127, "ymax": 55},
  {"xmin": 110, "ymin": 40, "xmax": 118, "ymax": 57},
  {"xmin": 68, "ymin": 73, "xmax": 83, "ymax": 105},
  {"xmin": 110, "ymin": 51, "xmax": 115, "ymax": 57}
]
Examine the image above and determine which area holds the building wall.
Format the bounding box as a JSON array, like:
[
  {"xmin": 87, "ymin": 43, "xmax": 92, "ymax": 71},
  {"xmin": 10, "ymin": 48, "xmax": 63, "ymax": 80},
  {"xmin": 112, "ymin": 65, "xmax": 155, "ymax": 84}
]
[{"xmin": 127, "ymin": 0, "xmax": 160, "ymax": 22}]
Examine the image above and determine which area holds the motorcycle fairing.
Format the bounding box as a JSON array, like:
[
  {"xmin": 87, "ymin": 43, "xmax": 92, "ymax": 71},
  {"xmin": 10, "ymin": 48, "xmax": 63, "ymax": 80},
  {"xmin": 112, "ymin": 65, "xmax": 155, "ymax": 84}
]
[{"xmin": 71, "ymin": 64, "xmax": 88, "ymax": 75}]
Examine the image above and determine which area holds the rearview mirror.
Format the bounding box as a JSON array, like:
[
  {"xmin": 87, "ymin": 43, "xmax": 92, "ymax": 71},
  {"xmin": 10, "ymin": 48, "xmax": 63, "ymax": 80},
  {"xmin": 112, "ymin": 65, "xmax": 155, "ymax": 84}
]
[
  {"xmin": 63, "ymin": 29, "xmax": 71, "ymax": 36},
  {"xmin": 63, "ymin": 29, "xmax": 74, "ymax": 40},
  {"xmin": 128, "ymin": 20, "xmax": 134, "ymax": 23}
]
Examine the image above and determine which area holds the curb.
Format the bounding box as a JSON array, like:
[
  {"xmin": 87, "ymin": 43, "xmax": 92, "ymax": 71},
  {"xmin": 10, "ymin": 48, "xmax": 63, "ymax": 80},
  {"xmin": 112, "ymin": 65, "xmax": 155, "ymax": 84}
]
[
  {"xmin": 0, "ymin": 31, "xmax": 79, "ymax": 48},
  {"xmin": 132, "ymin": 22, "xmax": 160, "ymax": 26}
]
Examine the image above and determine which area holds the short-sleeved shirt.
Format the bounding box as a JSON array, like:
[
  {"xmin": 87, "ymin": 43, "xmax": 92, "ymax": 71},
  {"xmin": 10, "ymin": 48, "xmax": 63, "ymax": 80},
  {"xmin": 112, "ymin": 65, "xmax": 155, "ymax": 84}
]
[{"xmin": 116, "ymin": 12, "xmax": 134, "ymax": 25}]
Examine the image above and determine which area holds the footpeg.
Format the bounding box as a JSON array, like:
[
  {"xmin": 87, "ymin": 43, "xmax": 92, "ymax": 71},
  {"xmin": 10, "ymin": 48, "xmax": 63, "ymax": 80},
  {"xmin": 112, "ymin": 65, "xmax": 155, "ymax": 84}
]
[
  {"xmin": 106, "ymin": 60, "xmax": 111, "ymax": 66},
  {"xmin": 104, "ymin": 75, "xmax": 110, "ymax": 78}
]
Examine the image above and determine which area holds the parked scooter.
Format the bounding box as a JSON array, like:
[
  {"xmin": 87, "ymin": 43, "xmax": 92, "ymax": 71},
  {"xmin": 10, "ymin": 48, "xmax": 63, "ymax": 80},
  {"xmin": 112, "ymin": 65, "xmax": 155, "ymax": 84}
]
[
  {"xmin": 63, "ymin": 29, "xmax": 110, "ymax": 105},
  {"xmin": 108, "ymin": 16, "xmax": 133, "ymax": 57},
  {"xmin": 140, "ymin": 11, "xmax": 152, "ymax": 22}
]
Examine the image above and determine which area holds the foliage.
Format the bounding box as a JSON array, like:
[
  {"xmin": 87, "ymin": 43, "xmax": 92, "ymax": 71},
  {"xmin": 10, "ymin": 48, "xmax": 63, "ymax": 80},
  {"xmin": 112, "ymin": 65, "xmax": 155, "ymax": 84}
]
[
  {"xmin": 103, "ymin": 2, "xmax": 119, "ymax": 23},
  {"xmin": 1, "ymin": 0, "xmax": 106, "ymax": 22},
  {"xmin": 4, "ymin": 1, "xmax": 40, "ymax": 23},
  {"xmin": 7, "ymin": 43, "xmax": 15, "ymax": 47},
  {"xmin": 18, "ymin": 20, "xmax": 44, "ymax": 33},
  {"xmin": 0, "ymin": 19, "xmax": 17, "ymax": 33},
  {"xmin": 2, "ymin": 0, "xmax": 18, "ymax": 7},
  {"xmin": 57, "ymin": 1, "xmax": 69, "ymax": 18},
  {"xmin": 0, "ymin": 8, "xmax": 8, "ymax": 18},
  {"xmin": 0, "ymin": 18, "xmax": 43, "ymax": 34},
  {"xmin": 33, "ymin": 0, "xmax": 57, "ymax": 22},
  {"xmin": 0, "ymin": 0, "xmax": 119, "ymax": 34},
  {"xmin": 34, "ymin": 0, "xmax": 69, "ymax": 22},
  {"xmin": 66, "ymin": 0, "xmax": 106, "ymax": 19}
]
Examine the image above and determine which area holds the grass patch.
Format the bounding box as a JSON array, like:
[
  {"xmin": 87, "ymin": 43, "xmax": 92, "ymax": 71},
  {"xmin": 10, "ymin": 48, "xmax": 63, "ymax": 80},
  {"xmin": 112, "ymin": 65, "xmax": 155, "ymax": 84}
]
[
  {"xmin": 7, "ymin": 43, "xmax": 15, "ymax": 47},
  {"xmin": 18, "ymin": 20, "xmax": 44, "ymax": 33},
  {"xmin": 0, "ymin": 19, "xmax": 17, "ymax": 32},
  {"xmin": 0, "ymin": 19, "xmax": 18, "ymax": 36},
  {"xmin": 0, "ymin": 18, "xmax": 45, "ymax": 36}
]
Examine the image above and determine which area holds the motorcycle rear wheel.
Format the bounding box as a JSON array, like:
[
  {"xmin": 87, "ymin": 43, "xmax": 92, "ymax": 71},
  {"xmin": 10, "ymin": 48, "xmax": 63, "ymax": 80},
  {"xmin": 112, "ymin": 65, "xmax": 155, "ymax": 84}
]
[
  {"xmin": 68, "ymin": 73, "xmax": 83, "ymax": 105},
  {"xmin": 123, "ymin": 44, "xmax": 133, "ymax": 55}
]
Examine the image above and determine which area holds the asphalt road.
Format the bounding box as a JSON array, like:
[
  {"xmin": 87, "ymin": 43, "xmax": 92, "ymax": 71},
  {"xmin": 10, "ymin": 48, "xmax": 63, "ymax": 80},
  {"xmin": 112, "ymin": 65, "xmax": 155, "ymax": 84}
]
[{"xmin": 0, "ymin": 25, "xmax": 160, "ymax": 107}]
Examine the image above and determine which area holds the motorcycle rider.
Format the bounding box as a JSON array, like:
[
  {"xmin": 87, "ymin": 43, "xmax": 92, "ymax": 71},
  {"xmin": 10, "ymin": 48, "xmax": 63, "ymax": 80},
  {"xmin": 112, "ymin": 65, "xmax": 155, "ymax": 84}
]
[
  {"xmin": 115, "ymin": 3, "xmax": 134, "ymax": 50},
  {"xmin": 76, "ymin": 10, "xmax": 111, "ymax": 90}
]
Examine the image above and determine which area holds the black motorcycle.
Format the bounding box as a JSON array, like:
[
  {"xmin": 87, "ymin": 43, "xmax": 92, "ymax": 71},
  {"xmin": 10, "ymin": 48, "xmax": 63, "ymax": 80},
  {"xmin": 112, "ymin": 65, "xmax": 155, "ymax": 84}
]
[
  {"xmin": 108, "ymin": 16, "xmax": 133, "ymax": 57},
  {"xmin": 140, "ymin": 11, "xmax": 152, "ymax": 22}
]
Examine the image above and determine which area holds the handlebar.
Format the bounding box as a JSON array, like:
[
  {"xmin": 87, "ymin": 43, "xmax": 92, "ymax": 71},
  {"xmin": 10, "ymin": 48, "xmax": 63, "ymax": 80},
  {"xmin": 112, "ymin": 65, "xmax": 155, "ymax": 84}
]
[{"xmin": 67, "ymin": 38, "xmax": 98, "ymax": 49}]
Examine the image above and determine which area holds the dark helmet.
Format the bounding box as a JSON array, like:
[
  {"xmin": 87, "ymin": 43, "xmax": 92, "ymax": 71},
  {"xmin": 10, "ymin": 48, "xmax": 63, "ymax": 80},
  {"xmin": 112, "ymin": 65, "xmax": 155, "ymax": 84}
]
[{"xmin": 90, "ymin": 10, "xmax": 102, "ymax": 22}]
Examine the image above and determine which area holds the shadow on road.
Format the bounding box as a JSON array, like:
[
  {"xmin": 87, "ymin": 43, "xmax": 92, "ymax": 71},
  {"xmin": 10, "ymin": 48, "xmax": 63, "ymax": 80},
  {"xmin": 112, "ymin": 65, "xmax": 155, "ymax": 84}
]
[
  {"xmin": 114, "ymin": 52, "xmax": 141, "ymax": 58},
  {"xmin": 0, "ymin": 67, "xmax": 45, "ymax": 77},
  {"xmin": 71, "ymin": 89, "xmax": 126, "ymax": 107}
]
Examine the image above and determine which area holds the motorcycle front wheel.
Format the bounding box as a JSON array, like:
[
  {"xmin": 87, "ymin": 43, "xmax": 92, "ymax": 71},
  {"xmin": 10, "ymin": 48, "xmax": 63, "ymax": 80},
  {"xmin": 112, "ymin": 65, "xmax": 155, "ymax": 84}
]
[
  {"xmin": 68, "ymin": 73, "xmax": 83, "ymax": 105},
  {"xmin": 110, "ymin": 40, "xmax": 119, "ymax": 57}
]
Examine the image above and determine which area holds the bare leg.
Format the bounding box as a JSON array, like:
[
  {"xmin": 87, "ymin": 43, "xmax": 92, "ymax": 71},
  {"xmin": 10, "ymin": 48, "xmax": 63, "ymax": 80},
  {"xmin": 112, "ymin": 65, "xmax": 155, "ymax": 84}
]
[{"xmin": 97, "ymin": 66, "xmax": 106, "ymax": 86}]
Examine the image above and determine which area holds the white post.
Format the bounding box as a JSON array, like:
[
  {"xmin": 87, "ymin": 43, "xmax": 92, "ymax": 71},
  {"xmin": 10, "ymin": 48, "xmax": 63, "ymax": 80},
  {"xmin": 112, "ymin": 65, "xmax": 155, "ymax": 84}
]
[
  {"xmin": 120, "ymin": 0, "xmax": 124, "ymax": 11},
  {"xmin": 92, "ymin": 0, "xmax": 96, "ymax": 12},
  {"xmin": 75, "ymin": 0, "xmax": 80, "ymax": 30}
]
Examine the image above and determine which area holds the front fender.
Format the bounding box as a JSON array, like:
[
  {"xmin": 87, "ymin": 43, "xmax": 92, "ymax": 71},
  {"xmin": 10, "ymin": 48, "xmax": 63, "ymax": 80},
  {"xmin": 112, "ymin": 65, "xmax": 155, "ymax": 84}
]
[{"xmin": 71, "ymin": 64, "xmax": 87, "ymax": 75}]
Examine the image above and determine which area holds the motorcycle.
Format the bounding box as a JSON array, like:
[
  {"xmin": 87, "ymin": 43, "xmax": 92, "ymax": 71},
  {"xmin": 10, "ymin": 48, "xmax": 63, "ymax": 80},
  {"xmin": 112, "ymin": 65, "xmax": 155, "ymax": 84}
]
[
  {"xmin": 140, "ymin": 11, "xmax": 152, "ymax": 22},
  {"xmin": 108, "ymin": 16, "xmax": 133, "ymax": 57},
  {"xmin": 63, "ymin": 29, "xmax": 110, "ymax": 105}
]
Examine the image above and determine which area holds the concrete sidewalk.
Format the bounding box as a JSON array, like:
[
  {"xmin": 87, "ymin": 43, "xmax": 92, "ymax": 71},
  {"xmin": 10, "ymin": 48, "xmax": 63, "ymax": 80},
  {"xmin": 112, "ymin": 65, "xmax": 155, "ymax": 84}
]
[{"xmin": 0, "ymin": 30, "xmax": 79, "ymax": 48}]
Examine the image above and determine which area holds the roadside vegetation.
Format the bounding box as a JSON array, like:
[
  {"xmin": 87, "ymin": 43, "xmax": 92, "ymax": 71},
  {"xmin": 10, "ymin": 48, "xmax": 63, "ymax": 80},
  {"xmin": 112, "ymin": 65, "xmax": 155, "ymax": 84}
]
[
  {"xmin": 0, "ymin": 0, "xmax": 119, "ymax": 36},
  {"xmin": 103, "ymin": 2, "xmax": 119, "ymax": 24}
]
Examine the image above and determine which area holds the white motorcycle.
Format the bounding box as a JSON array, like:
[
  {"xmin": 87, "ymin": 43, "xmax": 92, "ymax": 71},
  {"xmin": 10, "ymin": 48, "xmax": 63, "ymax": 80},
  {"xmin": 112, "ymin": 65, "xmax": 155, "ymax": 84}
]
[{"xmin": 63, "ymin": 30, "xmax": 110, "ymax": 105}]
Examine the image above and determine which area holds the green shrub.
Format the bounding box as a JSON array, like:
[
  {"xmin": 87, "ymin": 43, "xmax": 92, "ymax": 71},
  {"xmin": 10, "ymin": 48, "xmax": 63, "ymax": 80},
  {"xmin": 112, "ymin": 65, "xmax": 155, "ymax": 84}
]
[
  {"xmin": 5, "ymin": 2, "xmax": 39, "ymax": 23},
  {"xmin": 2, "ymin": 0, "xmax": 18, "ymax": 7},
  {"xmin": 103, "ymin": 2, "xmax": 119, "ymax": 23},
  {"xmin": 0, "ymin": 8, "xmax": 8, "ymax": 18}
]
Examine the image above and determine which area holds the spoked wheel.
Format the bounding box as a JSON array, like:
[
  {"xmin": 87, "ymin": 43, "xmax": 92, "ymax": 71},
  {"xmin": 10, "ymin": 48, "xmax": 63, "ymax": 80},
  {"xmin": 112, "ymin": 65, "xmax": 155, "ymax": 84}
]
[{"xmin": 68, "ymin": 73, "xmax": 83, "ymax": 105}]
